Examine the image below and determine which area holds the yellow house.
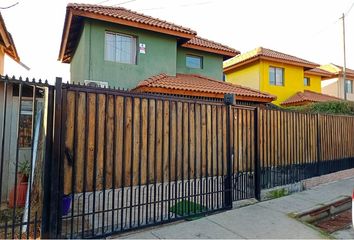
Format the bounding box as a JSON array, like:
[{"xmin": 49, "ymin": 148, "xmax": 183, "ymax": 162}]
[
  {"xmin": 223, "ymin": 47, "xmax": 333, "ymax": 106},
  {"xmin": 0, "ymin": 12, "xmax": 20, "ymax": 74}
]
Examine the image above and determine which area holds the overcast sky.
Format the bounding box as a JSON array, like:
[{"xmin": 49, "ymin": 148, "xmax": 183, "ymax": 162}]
[{"xmin": 1, "ymin": 0, "xmax": 354, "ymax": 83}]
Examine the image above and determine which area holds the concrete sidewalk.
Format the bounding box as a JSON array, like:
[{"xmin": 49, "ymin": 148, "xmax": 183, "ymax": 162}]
[{"xmin": 115, "ymin": 177, "xmax": 354, "ymax": 239}]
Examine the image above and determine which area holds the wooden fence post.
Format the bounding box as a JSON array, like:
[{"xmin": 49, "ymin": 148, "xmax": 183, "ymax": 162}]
[{"xmin": 316, "ymin": 113, "xmax": 321, "ymax": 176}]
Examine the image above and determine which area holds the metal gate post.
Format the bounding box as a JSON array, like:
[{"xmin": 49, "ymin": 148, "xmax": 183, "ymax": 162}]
[
  {"xmin": 224, "ymin": 94, "xmax": 234, "ymax": 209},
  {"xmin": 42, "ymin": 77, "xmax": 63, "ymax": 238},
  {"xmin": 41, "ymin": 85, "xmax": 55, "ymax": 238},
  {"xmin": 254, "ymin": 107, "xmax": 261, "ymax": 200}
]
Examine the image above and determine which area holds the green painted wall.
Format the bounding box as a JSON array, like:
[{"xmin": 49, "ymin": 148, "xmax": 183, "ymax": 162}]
[
  {"xmin": 176, "ymin": 47, "xmax": 223, "ymax": 80},
  {"xmin": 71, "ymin": 19, "xmax": 177, "ymax": 89},
  {"xmin": 70, "ymin": 19, "xmax": 225, "ymax": 88},
  {"xmin": 70, "ymin": 25, "xmax": 89, "ymax": 83}
]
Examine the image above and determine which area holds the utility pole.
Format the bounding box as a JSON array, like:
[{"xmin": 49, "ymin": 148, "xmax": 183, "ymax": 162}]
[{"xmin": 341, "ymin": 13, "xmax": 347, "ymax": 100}]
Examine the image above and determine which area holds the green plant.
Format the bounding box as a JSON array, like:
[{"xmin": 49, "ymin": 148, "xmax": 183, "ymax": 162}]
[
  {"xmin": 284, "ymin": 101, "xmax": 354, "ymax": 115},
  {"xmin": 18, "ymin": 160, "xmax": 30, "ymax": 177},
  {"xmin": 169, "ymin": 200, "xmax": 207, "ymax": 221},
  {"xmin": 267, "ymin": 188, "xmax": 288, "ymax": 199}
]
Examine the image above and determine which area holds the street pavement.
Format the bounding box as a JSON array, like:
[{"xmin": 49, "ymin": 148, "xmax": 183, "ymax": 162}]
[{"xmin": 114, "ymin": 177, "xmax": 354, "ymax": 239}]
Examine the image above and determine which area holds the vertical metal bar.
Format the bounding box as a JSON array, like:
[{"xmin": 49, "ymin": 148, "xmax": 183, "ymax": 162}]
[
  {"xmin": 153, "ymin": 99, "xmax": 157, "ymax": 223},
  {"xmin": 129, "ymin": 97, "xmax": 135, "ymax": 228},
  {"xmin": 216, "ymin": 106, "xmax": 219, "ymax": 208},
  {"xmin": 111, "ymin": 95, "xmax": 117, "ymax": 233},
  {"xmin": 92, "ymin": 93, "xmax": 99, "ymax": 236},
  {"xmin": 224, "ymin": 102, "xmax": 232, "ymax": 209},
  {"xmin": 145, "ymin": 99, "xmax": 150, "ymax": 225},
  {"xmin": 70, "ymin": 90, "xmax": 79, "ymax": 239},
  {"xmin": 26, "ymin": 85, "xmax": 37, "ymax": 239},
  {"xmin": 138, "ymin": 97, "xmax": 142, "ymax": 226},
  {"xmin": 101, "ymin": 93, "xmax": 108, "ymax": 234},
  {"xmin": 160, "ymin": 100, "xmax": 165, "ymax": 222},
  {"xmin": 205, "ymin": 105, "xmax": 209, "ymax": 210},
  {"xmin": 199, "ymin": 104, "xmax": 203, "ymax": 210},
  {"xmin": 48, "ymin": 77, "xmax": 63, "ymax": 238},
  {"xmin": 82, "ymin": 92, "xmax": 89, "ymax": 238},
  {"xmin": 254, "ymin": 107, "xmax": 261, "ymax": 200},
  {"xmin": 193, "ymin": 103, "xmax": 197, "ymax": 210},
  {"xmin": 211, "ymin": 106, "xmax": 214, "ymax": 208},
  {"xmin": 11, "ymin": 82, "xmax": 22, "ymax": 239},
  {"xmin": 186, "ymin": 103, "xmax": 190, "ymax": 214},
  {"xmin": 41, "ymin": 85, "xmax": 54, "ymax": 238},
  {"xmin": 120, "ymin": 97, "xmax": 127, "ymax": 231},
  {"xmin": 174, "ymin": 102, "xmax": 178, "ymax": 218},
  {"xmin": 168, "ymin": 100, "xmax": 172, "ymax": 220},
  {"xmin": 0, "ymin": 80, "xmax": 8, "ymax": 209}
]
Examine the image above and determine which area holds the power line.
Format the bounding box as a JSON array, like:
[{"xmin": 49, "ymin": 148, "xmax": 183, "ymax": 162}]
[
  {"xmin": 111, "ymin": 0, "xmax": 137, "ymax": 7},
  {"xmin": 345, "ymin": 0, "xmax": 354, "ymax": 16},
  {"xmin": 0, "ymin": 2, "xmax": 19, "ymax": 9},
  {"xmin": 96, "ymin": 0, "xmax": 112, "ymax": 4},
  {"xmin": 138, "ymin": 1, "xmax": 213, "ymax": 11}
]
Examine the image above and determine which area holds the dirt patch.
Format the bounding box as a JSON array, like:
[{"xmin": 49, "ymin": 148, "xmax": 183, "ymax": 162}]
[{"xmin": 315, "ymin": 209, "xmax": 352, "ymax": 233}]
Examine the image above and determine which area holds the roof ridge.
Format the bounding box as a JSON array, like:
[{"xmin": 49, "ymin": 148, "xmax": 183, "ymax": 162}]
[
  {"xmin": 67, "ymin": 3, "xmax": 197, "ymax": 34},
  {"xmin": 176, "ymin": 73, "xmax": 277, "ymax": 98},
  {"xmin": 136, "ymin": 73, "xmax": 168, "ymax": 87},
  {"xmin": 304, "ymin": 89, "xmax": 342, "ymax": 100},
  {"xmin": 192, "ymin": 36, "xmax": 238, "ymax": 52}
]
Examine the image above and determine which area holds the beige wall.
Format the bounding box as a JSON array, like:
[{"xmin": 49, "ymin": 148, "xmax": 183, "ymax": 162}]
[
  {"xmin": 322, "ymin": 78, "xmax": 339, "ymax": 97},
  {"xmin": 322, "ymin": 77, "xmax": 354, "ymax": 101}
]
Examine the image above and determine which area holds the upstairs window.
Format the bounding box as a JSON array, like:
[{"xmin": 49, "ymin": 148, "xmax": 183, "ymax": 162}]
[
  {"xmin": 269, "ymin": 67, "xmax": 284, "ymax": 86},
  {"xmin": 186, "ymin": 55, "xmax": 203, "ymax": 69},
  {"xmin": 346, "ymin": 80, "xmax": 353, "ymax": 94},
  {"xmin": 304, "ymin": 77, "xmax": 310, "ymax": 86},
  {"xmin": 105, "ymin": 32, "xmax": 137, "ymax": 64}
]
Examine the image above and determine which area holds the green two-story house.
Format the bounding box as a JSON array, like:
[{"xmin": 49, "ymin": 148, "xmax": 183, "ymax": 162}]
[{"xmin": 58, "ymin": 3, "xmax": 240, "ymax": 88}]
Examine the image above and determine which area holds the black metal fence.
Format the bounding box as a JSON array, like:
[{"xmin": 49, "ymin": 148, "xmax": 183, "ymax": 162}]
[
  {"xmin": 1, "ymin": 76, "xmax": 354, "ymax": 239},
  {"xmin": 0, "ymin": 76, "xmax": 54, "ymax": 239}
]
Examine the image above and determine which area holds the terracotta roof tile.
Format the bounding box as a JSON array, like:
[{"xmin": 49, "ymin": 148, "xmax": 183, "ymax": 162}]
[
  {"xmin": 60, "ymin": 3, "xmax": 238, "ymax": 62},
  {"xmin": 67, "ymin": 3, "xmax": 196, "ymax": 35},
  {"xmin": 224, "ymin": 47, "xmax": 319, "ymax": 71},
  {"xmin": 134, "ymin": 73, "xmax": 276, "ymax": 102},
  {"xmin": 182, "ymin": 36, "xmax": 240, "ymax": 57},
  {"xmin": 304, "ymin": 68, "xmax": 334, "ymax": 78},
  {"xmin": 281, "ymin": 90, "xmax": 341, "ymax": 106}
]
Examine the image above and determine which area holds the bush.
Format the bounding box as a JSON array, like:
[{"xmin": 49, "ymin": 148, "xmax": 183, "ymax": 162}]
[{"xmin": 285, "ymin": 101, "xmax": 354, "ymax": 115}]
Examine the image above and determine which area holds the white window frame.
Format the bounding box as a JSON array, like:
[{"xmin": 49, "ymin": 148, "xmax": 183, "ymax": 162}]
[
  {"xmin": 269, "ymin": 66, "xmax": 284, "ymax": 86},
  {"xmin": 186, "ymin": 54, "xmax": 203, "ymax": 69},
  {"xmin": 104, "ymin": 31, "xmax": 137, "ymax": 64}
]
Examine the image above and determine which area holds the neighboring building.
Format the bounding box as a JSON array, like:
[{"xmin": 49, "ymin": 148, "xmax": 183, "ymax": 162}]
[
  {"xmin": 223, "ymin": 47, "xmax": 334, "ymax": 106},
  {"xmin": 133, "ymin": 73, "xmax": 276, "ymax": 104},
  {"xmin": 0, "ymin": 12, "xmax": 20, "ymax": 74},
  {"xmin": 58, "ymin": 4, "xmax": 240, "ymax": 89},
  {"xmin": 320, "ymin": 64, "xmax": 354, "ymax": 101}
]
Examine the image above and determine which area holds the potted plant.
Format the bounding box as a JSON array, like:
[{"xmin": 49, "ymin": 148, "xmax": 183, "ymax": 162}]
[
  {"xmin": 8, "ymin": 160, "xmax": 30, "ymax": 208},
  {"xmin": 17, "ymin": 160, "xmax": 30, "ymax": 183}
]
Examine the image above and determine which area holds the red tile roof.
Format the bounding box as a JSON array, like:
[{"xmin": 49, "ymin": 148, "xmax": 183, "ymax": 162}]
[
  {"xmin": 182, "ymin": 37, "xmax": 240, "ymax": 57},
  {"xmin": 0, "ymin": 13, "xmax": 19, "ymax": 62},
  {"xmin": 281, "ymin": 90, "xmax": 341, "ymax": 106},
  {"xmin": 59, "ymin": 3, "xmax": 237, "ymax": 62},
  {"xmin": 133, "ymin": 73, "xmax": 276, "ymax": 103},
  {"xmin": 67, "ymin": 3, "xmax": 196, "ymax": 35},
  {"xmin": 224, "ymin": 47, "xmax": 319, "ymax": 72},
  {"xmin": 304, "ymin": 68, "xmax": 334, "ymax": 78}
]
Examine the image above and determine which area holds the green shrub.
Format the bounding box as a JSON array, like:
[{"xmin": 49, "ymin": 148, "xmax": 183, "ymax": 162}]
[{"xmin": 284, "ymin": 101, "xmax": 354, "ymax": 115}]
